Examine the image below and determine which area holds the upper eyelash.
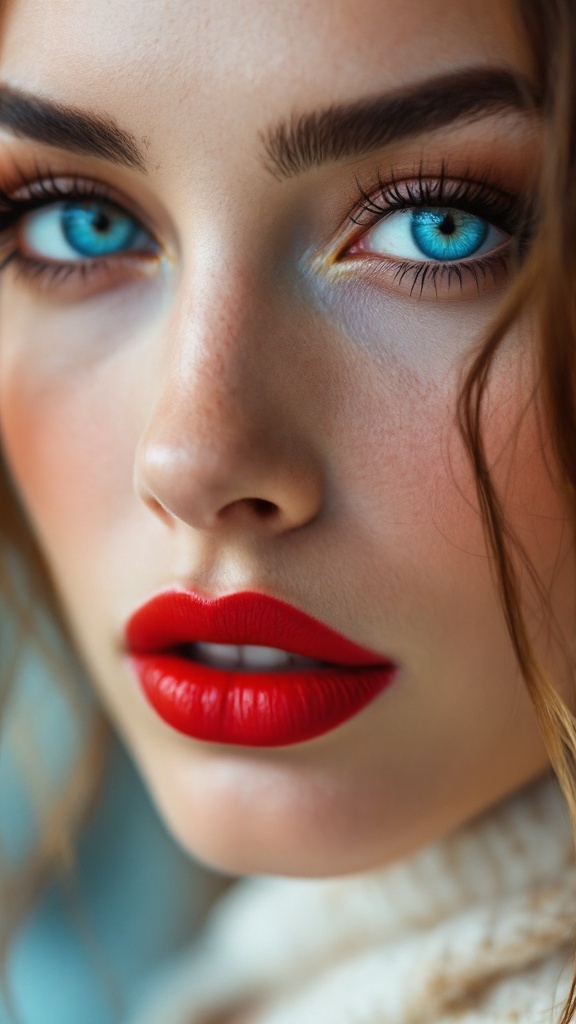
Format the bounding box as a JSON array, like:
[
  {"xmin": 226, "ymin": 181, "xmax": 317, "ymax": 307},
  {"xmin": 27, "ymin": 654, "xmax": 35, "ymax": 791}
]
[
  {"xmin": 0, "ymin": 160, "xmax": 529, "ymax": 241},
  {"xmin": 0, "ymin": 166, "xmax": 111, "ymax": 228},
  {"xmin": 348, "ymin": 162, "xmax": 532, "ymax": 243}
]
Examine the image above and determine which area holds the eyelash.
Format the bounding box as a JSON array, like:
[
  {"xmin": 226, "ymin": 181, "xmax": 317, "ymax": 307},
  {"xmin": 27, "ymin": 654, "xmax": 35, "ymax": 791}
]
[
  {"xmin": 0, "ymin": 162, "xmax": 531, "ymax": 298},
  {"xmin": 0, "ymin": 169, "xmax": 156, "ymax": 288},
  {"xmin": 341, "ymin": 166, "xmax": 531, "ymax": 296}
]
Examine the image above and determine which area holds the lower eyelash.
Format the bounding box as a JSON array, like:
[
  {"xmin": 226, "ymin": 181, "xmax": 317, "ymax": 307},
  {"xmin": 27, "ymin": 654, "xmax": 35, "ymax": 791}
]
[
  {"xmin": 0, "ymin": 239, "xmax": 102, "ymax": 288},
  {"xmin": 16, "ymin": 258, "xmax": 90, "ymax": 287},
  {"xmin": 344, "ymin": 248, "xmax": 511, "ymax": 299},
  {"xmin": 0, "ymin": 235, "xmax": 158, "ymax": 295},
  {"xmin": 391, "ymin": 251, "xmax": 509, "ymax": 298}
]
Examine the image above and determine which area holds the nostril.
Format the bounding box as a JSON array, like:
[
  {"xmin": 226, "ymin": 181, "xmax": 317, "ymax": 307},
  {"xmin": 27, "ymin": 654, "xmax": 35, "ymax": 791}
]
[
  {"xmin": 248, "ymin": 498, "xmax": 277, "ymax": 517},
  {"xmin": 219, "ymin": 496, "xmax": 278, "ymax": 520}
]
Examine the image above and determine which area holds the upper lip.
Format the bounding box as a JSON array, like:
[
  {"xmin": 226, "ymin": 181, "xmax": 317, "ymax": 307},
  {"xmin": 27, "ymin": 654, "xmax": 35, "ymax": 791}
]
[{"xmin": 125, "ymin": 589, "xmax": 393, "ymax": 667}]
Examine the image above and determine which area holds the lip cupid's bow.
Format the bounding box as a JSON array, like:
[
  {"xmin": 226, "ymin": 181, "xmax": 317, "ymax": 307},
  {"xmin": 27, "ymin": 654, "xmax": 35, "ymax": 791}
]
[{"xmin": 125, "ymin": 589, "xmax": 397, "ymax": 747}]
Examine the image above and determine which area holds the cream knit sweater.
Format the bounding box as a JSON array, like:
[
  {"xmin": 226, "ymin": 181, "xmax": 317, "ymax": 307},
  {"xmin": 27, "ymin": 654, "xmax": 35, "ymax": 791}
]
[{"xmin": 131, "ymin": 770, "xmax": 576, "ymax": 1024}]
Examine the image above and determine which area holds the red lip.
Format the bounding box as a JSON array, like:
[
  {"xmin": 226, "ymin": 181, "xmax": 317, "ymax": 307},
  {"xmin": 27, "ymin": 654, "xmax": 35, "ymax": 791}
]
[{"xmin": 125, "ymin": 589, "xmax": 397, "ymax": 747}]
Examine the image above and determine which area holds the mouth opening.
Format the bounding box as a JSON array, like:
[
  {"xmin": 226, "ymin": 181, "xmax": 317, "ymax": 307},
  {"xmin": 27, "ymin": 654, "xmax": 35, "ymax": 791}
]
[{"xmin": 167, "ymin": 641, "xmax": 333, "ymax": 672}]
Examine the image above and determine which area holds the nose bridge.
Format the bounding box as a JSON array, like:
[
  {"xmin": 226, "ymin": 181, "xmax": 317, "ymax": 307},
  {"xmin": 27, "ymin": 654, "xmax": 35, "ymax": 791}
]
[
  {"xmin": 145, "ymin": 263, "xmax": 282, "ymax": 461},
  {"xmin": 133, "ymin": 262, "xmax": 325, "ymax": 533}
]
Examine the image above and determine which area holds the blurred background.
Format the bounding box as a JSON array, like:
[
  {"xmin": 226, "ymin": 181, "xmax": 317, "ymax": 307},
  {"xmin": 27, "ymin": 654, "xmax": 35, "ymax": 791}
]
[{"xmin": 0, "ymin": 631, "xmax": 229, "ymax": 1024}]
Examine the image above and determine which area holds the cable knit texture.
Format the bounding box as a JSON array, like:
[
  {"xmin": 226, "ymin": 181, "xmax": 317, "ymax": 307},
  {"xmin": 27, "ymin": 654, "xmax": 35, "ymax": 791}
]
[{"xmin": 130, "ymin": 771, "xmax": 576, "ymax": 1024}]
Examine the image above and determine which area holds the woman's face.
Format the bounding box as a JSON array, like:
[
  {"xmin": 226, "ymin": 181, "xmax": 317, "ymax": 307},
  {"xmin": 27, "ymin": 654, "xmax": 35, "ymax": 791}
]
[{"xmin": 0, "ymin": 0, "xmax": 572, "ymax": 877}]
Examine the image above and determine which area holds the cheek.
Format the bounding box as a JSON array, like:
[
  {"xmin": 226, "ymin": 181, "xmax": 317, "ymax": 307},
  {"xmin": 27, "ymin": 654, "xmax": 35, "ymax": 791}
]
[
  {"xmin": 0, "ymin": 282, "xmax": 163, "ymax": 572},
  {"xmin": 320, "ymin": 297, "xmax": 480, "ymax": 556},
  {"xmin": 0, "ymin": 343, "xmax": 135, "ymax": 574},
  {"xmin": 317, "ymin": 274, "xmax": 556, "ymax": 536},
  {"xmin": 321, "ymin": 286, "xmax": 573, "ymax": 648}
]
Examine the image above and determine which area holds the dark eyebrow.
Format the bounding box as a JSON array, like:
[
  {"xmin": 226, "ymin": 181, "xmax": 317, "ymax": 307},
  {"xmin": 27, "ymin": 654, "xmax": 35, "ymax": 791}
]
[
  {"xmin": 261, "ymin": 67, "xmax": 540, "ymax": 180},
  {"xmin": 0, "ymin": 84, "xmax": 146, "ymax": 171}
]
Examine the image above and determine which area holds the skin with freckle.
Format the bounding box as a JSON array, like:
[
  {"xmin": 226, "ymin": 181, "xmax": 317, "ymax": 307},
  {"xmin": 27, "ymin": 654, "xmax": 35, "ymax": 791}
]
[{"xmin": 0, "ymin": 0, "xmax": 573, "ymax": 880}]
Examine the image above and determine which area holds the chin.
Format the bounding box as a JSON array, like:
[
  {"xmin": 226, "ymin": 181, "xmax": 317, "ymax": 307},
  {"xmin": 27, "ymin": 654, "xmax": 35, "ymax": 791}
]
[{"xmin": 138, "ymin": 752, "xmax": 394, "ymax": 879}]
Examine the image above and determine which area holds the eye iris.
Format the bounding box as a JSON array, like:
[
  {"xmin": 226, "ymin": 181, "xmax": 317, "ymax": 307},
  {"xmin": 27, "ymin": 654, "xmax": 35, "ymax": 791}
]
[
  {"xmin": 410, "ymin": 208, "xmax": 488, "ymax": 261},
  {"xmin": 62, "ymin": 200, "xmax": 139, "ymax": 257}
]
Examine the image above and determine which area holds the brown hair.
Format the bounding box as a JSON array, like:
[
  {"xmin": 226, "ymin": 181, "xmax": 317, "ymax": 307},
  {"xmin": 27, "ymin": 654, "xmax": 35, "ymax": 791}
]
[
  {"xmin": 0, "ymin": 0, "xmax": 576, "ymax": 1020},
  {"xmin": 0, "ymin": 462, "xmax": 111, "ymax": 977},
  {"xmin": 458, "ymin": 2, "xmax": 576, "ymax": 1022}
]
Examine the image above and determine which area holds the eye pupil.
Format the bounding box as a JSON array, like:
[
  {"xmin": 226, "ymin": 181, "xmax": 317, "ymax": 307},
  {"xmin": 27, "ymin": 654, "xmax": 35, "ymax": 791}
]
[
  {"xmin": 93, "ymin": 211, "xmax": 111, "ymax": 234},
  {"xmin": 439, "ymin": 214, "xmax": 456, "ymax": 236}
]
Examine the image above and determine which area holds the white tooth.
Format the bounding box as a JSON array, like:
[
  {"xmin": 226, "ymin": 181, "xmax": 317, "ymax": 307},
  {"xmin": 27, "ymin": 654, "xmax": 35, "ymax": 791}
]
[
  {"xmin": 195, "ymin": 641, "xmax": 242, "ymax": 667},
  {"xmin": 240, "ymin": 645, "xmax": 290, "ymax": 668}
]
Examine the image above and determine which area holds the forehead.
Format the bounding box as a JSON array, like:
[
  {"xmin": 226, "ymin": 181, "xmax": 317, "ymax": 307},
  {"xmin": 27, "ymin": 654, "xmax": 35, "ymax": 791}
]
[{"xmin": 0, "ymin": 0, "xmax": 527, "ymax": 147}]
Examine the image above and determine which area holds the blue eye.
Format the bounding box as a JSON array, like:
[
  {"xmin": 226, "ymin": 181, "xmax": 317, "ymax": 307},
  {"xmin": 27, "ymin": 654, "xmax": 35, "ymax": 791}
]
[
  {"xmin": 20, "ymin": 199, "xmax": 155, "ymax": 262},
  {"xmin": 410, "ymin": 208, "xmax": 488, "ymax": 261},
  {"xmin": 62, "ymin": 201, "xmax": 141, "ymax": 257},
  {"xmin": 357, "ymin": 206, "xmax": 508, "ymax": 264}
]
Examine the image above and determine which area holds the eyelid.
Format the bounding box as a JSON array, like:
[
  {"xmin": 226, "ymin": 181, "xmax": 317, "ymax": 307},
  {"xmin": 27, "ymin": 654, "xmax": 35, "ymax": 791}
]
[
  {"xmin": 343, "ymin": 172, "xmax": 524, "ymax": 252},
  {"xmin": 351, "ymin": 210, "xmax": 509, "ymax": 262},
  {"xmin": 308, "ymin": 164, "xmax": 529, "ymax": 302},
  {"xmin": 0, "ymin": 166, "xmax": 165, "ymax": 254},
  {"xmin": 0, "ymin": 169, "xmax": 167, "ymax": 300},
  {"xmin": 320, "ymin": 165, "xmax": 527, "ymax": 273},
  {"xmin": 18, "ymin": 199, "xmax": 159, "ymax": 263}
]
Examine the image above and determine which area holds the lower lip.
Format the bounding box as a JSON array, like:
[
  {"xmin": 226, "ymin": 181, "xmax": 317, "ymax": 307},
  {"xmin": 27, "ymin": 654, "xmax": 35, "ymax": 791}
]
[{"xmin": 129, "ymin": 654, "xmax": 396, "ymax": 747}]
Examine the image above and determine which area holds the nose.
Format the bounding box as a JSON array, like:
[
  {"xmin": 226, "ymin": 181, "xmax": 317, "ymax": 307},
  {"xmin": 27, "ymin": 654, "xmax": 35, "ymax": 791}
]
[{"xmin": 133, "ymin": 286, "xmax": 325, "ymax": 537}]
